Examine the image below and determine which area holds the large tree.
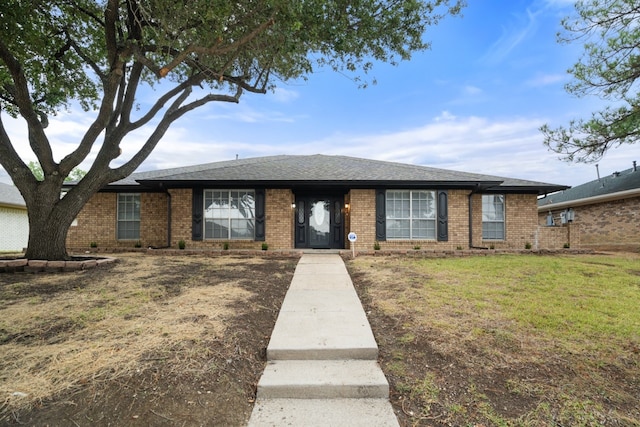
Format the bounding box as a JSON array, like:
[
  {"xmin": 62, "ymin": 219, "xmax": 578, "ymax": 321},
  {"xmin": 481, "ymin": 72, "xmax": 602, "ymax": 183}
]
[
  {"xmin": 0, "ymin": 0, "xmax": 464, "ymax": 260},
  {"xmin": 541, "ymin": 0, "xmax": 640, "ymax": 163}
]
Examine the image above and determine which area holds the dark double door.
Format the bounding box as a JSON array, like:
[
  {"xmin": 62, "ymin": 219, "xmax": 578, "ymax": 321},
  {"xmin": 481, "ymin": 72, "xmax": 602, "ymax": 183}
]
[{"xmin": 294, "ymin": 196, "xmax": 345, "ymax": 249}]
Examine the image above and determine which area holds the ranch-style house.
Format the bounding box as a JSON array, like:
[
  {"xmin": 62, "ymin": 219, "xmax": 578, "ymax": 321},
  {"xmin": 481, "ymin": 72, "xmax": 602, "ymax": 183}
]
[{"xmin": 66, "ymin": 154, "xmax": 569, "ymax": 252}]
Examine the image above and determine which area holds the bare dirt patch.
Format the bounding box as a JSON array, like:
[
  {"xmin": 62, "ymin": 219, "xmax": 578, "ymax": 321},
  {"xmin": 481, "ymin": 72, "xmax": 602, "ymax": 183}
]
[{"xmin": 0, "ymin": 253, "xmax": 298, "ymax": 426}]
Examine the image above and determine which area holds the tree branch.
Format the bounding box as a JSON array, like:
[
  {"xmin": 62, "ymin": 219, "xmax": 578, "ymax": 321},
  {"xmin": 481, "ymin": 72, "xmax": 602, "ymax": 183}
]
[
  {"xmin": 0, "ymin": 114, "xmax": 37, "ymax": 190},
  {"xmin": 158, "ymin": 17, "xmax": 275, "ymax": 77},
  {"xmin": 0, "ymin": 39, "xmax": 55, "ymax": 172}
]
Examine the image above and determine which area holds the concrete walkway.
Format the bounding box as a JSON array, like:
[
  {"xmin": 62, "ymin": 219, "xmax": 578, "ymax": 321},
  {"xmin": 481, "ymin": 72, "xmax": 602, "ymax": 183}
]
[{"xmin": 247, "ymin": 254, "xmax": 399, "ymax": 427}]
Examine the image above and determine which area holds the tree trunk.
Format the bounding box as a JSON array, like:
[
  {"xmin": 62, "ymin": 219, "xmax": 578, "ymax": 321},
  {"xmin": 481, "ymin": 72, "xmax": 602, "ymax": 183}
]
[
  {"xmin": 24, "ymin": 203, "xmax": 75, "ymax": 261},
  {"xmin": 24, "ymin": 220, "xmax": 71, "ymax": 261}
]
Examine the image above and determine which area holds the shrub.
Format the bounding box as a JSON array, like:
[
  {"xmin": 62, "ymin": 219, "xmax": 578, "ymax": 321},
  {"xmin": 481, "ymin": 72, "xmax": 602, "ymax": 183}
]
[
  {"xmin": 525, "ymin": 242, "xmax": 532, "ymax": 249},
  {"xmin": 373, "ymin": 241, "xmax": 381, "ymax": 250},
  {"xmin": 563, "ymin": 243, "xmax": 570, "ymax": 249},
  {"xmin": 178, "ymin": 240, "xmax": 186, "ymax": 250},
  {"xmin": 413, "ymin": 245, "xmax": 421, "ymax": 250},
  {"xmin": 261, "ymin": 242, "xmax": 269, "ymax": 251},
  {"xmin": 134, "ymin": 240, "xmax": 142, "ymax": 248},
  {"xmin": 223, "ymin": 242, "xmax": 229, "ymax": 250},
  {"xmin": 90, "ymin": 242, "xmax": 97, "ymax": 248}
]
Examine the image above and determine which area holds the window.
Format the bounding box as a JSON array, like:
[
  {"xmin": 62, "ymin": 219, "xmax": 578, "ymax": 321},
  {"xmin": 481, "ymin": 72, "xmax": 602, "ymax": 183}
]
[
  {"xmin": 482, "ymin": 194, "xmax": 505, "ymax": 240},
  {"xmin": 386, "ymin": 190, "xmax": 436, "ymax": 239},
  {"xmin": 117, "ymin": 193, "xmax": 140, "ymax": 240},
  {"xmin": 204, "ymin": 190, "xmax": 255, "ymax": 239}
]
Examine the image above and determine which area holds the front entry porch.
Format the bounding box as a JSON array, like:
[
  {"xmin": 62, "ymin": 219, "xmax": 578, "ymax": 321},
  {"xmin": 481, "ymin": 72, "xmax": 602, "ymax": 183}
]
[{"xmin": 294, "ymin": 195, "xmax": 346, "ymax": 249}]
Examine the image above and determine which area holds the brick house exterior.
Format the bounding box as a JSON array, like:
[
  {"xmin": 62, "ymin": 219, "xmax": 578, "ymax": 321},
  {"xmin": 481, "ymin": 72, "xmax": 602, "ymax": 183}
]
[
  {"xmin": 538, "ymin": 164, "xmax": 640, "ymax": 251},
  {"xmin": 66, "ymin": 155, "xmax": 567, "ymax": 252}
]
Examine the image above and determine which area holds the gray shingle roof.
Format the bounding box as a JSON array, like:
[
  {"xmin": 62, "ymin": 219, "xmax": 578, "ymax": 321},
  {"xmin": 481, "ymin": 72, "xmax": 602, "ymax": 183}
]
[
  {"xmin": 109, "ymin": 154, "xmax": 566, "ymax": 194},
  {"xmin": 538, "ymin": 166, "xmax": 640, "ymax": 207},
  {"xmin": 0, "ymin": 182, "xmax": 26, "ymax": 208}
]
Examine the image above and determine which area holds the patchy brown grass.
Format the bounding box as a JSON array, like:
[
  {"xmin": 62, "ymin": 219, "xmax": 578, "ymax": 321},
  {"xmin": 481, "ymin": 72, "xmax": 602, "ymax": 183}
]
[
  {"xmin": 348, "ymin": 252, "xmax": 640, "ymax": 427},
  {"xmin": 0, "ymin": 253, "xmax": 297, "ymax": 426}
]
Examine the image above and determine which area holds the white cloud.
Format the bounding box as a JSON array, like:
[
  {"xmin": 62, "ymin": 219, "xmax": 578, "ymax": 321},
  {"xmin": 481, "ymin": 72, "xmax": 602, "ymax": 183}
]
[
  {"xmin": 203, "ymin": 102, "xmax": 300, "ymax": 123},
  {"xmin": 2, "ymin": 107, "xmax": 638, "ymax": 191},
  {"xmin": 481, "ymin": 8, "xmax": 541, "ymax": 65},
  {"xmin": 463, "ymin": 85, "xmax": 483, "ymax": 96},
  {"xmin": 542, "ymin": 0, "xmax": 575, "ymax": 8},
  {"xmin": 271, "ymin": 87, "xmax": 300, "ymax": 103},
  {"xmin": 526, "ymin": 73, "xmax": 566, "ymax": 87}
]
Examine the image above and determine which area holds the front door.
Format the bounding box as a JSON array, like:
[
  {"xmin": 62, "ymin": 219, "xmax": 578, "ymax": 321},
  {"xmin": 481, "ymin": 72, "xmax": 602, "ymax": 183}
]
[{"xmin": 295, "ymin": 196, "xmax": 344, "ymax": 249}]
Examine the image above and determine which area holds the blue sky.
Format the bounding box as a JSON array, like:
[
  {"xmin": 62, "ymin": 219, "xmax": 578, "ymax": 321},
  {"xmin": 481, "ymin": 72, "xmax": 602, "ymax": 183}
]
[{"xmin": 2, "ymin": 0, "xmax": 638, "ymax": 188}]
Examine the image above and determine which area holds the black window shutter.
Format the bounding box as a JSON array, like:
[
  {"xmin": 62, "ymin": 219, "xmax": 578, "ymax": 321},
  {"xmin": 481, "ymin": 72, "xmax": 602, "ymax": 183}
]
[
  {"xmin": 255, "ymin": 188, "xmax": 266, "ymax": 241},
  {"xmin": 437, "ymin": 190, "xmax": 448, "ymax": 241},
  {"xmin": 375, "ymin": 188, "xmax": 386, "ymax": 241},
  {"xmin": 192, "ymin": 187, "xmax": 203, "ymax": 241}
]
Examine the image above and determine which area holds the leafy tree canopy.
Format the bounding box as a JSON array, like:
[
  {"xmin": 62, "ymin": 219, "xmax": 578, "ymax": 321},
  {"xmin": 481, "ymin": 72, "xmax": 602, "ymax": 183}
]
[
  {"xmin": 28, "ymin": 161, "xmax": 86, "ymax": 182},
  {"xmin": 541, "ymin": 0, "xmax": 640, "ymax": 163},
  {"xmin": 0, "ymin": 0, "xmax": 464, "ymax": 260}
]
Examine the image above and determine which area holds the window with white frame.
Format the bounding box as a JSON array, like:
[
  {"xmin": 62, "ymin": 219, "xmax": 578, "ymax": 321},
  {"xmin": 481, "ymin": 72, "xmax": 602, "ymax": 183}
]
[
  {"xmin": 482, "ymin": 194, "xmax": 505, "ymax": 240},
  {"xmin": 117, "ymin": 193, "xmax": 140, "ymax": 240},
  {"xmin": 386, "ymin": 190, "xmax": 436, "ymax": 239},
  {"xmin": 204, "ymin": 190, "xmax": 255, "ymax": 239}
]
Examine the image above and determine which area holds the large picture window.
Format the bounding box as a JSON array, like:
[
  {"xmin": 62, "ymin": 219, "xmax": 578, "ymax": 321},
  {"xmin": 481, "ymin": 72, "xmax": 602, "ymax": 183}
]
[
  {"xmin": 117, "ymin": 193, "xmax": 140, "ymax": 240},
  {"xmin": 204, "ymin": 190, "xmax": 255, "ymax": 239},
  {"xmin": 482, "ymin": 194, "xmax": 505, "ymax": 240},
  {"xmin": 386, "ymin": 190, "xmax": 436, "ymax": 239}
]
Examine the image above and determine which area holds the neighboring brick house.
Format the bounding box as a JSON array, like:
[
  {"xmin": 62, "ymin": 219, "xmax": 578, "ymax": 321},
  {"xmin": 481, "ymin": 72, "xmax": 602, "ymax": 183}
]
[
  {"xmin": 538, "ymin": 164, "xmax": 640, "ymax": 251},
  {"xmin": 66, "ymin": 155, "xmax": 567, "ymax": 251},
  {"xmin": 0, "ymin": 182, "xmax": 28, "ymax": 251}
]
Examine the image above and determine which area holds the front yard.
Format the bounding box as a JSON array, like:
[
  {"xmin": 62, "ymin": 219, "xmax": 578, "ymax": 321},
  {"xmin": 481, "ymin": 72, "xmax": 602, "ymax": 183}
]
[
  {"xmin": 348, "ymin": 252, "xmax": 640, "ymax": 426},
  {"xmin": 1, "ymin": 251, "xmax": 638, "ymax": 426}
]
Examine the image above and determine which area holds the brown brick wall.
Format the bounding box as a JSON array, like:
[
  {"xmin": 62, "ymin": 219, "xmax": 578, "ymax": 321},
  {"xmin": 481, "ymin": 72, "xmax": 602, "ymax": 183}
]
[
  {"xmin": 349, "ymin": 190, "xmax": 540, "ymax": 251},
  {"xmin": 538, "ymin": 196, "xmax": 640, "ymax": 250},
  {"xmin": 67, "ymin": 192, "xmax": 168, "ymax": 249},
  {"xmin": 169, "ymin": 188, "xmax": 191, "ymax": 248},
  {"xmin": 169, "ymin": 188, "xmax": 294, "ymax": 250},
  {"xmin": 141, "ymin": 193, "xmax": 168, "ymax": 247},
  {"xmin": 469, "ymin": 193, "xmax": 539, "ymax": 250},
  {"xmin": 378, "ymin": 190, "xmax": 472, "ymax": 251},
  {"xmin": 347, "ymin": 189, "xmax": 377, "ymax": 250},
  {"xmin": 69, "ymin": 187, "xmax": 549, "ymax": 251},
  {"xmin": 265, "ymin": 189, "xmax": 294, "ymax": 249},
  {"xmin": 67, "ymin": 192, "xmax": 116, "ymax": 248},
  {"xmin": 535, "ymin": 224, "xmax": 579, "ymax": 249},
  {"xmin": 503, "ymin": 193, "xmax": 538, "ymax": 249}
]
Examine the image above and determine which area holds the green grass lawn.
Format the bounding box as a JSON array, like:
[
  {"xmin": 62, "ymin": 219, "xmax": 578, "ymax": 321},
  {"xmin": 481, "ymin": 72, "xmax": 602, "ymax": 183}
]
[
  {"xmin": 414, "ymin": 254, "xmax": 639, "ymax": 349},
  {"xmin": 350, "ymin": 253, "xmax": 640, "ymax": 426}
]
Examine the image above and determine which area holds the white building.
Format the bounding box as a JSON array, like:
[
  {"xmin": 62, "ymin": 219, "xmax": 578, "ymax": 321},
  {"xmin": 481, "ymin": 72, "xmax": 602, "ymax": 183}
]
[{"xmin": 0, "ymin": 182, "xmax": 28, "ymax": 252}]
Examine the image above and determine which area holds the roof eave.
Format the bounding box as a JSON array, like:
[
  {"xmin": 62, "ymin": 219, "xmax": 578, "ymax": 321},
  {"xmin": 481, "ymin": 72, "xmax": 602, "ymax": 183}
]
[
  {"xmin": 134, "ymin": 179, "xmax": 507, "ymax": 189},
  {"xmin": 0, "ymin": 202, "xmax": 27, "ymax": 210},
  {"xmin": 486, "ymin": 184, "xmax": 569, "ymax": 195},
  {"xmin": 538, "ymin": 187, "xmax": 640, "ymax": 211}
]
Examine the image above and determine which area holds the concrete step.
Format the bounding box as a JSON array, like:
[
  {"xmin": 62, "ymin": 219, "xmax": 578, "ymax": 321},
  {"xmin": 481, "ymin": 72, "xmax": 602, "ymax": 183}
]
[
  {"xmin": 266, "ymin": 307, "xmax": 378, "ymax": 360},
  {"xmin": 247, "ymin": 398, "xmax": 400, "ymax": 427},
  {"xmin": 267, "ymin": 287, "xmax": 379, "ymax": 360},
  {"xmin": 256, "ymin": 360, "xmax": 389, "ymax": 399}
]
